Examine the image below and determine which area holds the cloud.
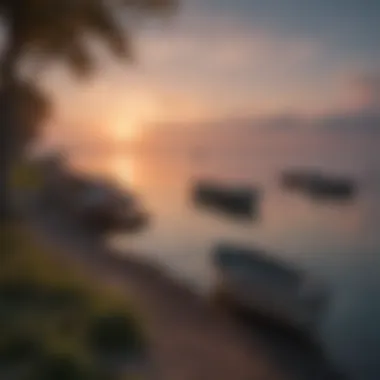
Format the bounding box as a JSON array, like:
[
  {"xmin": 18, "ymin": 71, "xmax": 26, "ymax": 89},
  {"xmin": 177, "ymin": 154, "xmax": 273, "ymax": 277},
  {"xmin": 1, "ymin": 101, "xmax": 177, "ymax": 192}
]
[
  {"xmin": 137, "ymin": 15, "xmax": 320, "ymax": 74},
  {"xmin": 130, "ymin": 13, "xmax": 323, "ymax": 121},
  {"xmin": 35, "ymin": 2, "xmax": 379, "ymax": 142}
]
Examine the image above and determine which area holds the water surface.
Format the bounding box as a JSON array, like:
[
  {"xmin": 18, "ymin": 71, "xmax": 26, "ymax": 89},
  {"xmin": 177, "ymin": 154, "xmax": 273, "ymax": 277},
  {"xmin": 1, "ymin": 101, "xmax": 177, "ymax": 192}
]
[{"xmin": 70, "ymin": 130, "xmax": 380, "ymax": 380}]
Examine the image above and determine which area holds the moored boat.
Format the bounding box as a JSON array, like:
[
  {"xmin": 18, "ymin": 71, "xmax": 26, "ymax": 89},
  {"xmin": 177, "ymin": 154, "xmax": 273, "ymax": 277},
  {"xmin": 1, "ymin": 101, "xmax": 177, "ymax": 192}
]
[
  {"xmin": 193, "ymin": 181, "xmax": 260, "ymax": 217},
  {"xmin": 213, "ymin": 243, "xmax": 329, "ymax": 334},
  {"xmin": 281, "ymin": 169, "xmax": 357, "ymax": 199},
  {"xmin": 70, "ymin": 178, "xmax": 149, "ymax": 232}
]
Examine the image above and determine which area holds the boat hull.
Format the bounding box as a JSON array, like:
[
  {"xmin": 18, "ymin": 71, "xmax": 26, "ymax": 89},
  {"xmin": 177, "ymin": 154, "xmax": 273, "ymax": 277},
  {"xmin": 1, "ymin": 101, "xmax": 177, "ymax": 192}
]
[
  {"xmin": 193, "ymin": 181, "xmax": 259, "ymax": 217},
  {"xmin": 281, "ymin": 170, "xmax": 356, "ymax": 200},
  {"xmin": 212, "ymin": 244, "xmax": 328, "ymax": 334}
]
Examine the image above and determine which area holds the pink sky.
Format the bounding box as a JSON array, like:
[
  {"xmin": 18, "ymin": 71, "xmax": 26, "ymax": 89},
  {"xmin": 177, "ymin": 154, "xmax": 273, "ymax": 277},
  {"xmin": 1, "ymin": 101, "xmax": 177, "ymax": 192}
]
[{"xmin": 33, "ymin": 1, "xmax": 379, "ymax": 146}]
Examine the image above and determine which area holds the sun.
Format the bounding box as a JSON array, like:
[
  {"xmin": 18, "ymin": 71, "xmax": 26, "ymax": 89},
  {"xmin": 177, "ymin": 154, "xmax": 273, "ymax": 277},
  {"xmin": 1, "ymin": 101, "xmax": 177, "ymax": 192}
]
[
  {"xmin": 111, "ymin": 94, "xmax": 160, "ymax": 143},
  {"xmin": 112, "ymin": 114, "xmax": 139, "ymax": 142}
]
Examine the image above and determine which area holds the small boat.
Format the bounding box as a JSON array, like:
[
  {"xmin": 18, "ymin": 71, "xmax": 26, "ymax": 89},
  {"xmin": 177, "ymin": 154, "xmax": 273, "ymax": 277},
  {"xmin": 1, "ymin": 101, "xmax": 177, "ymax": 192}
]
[
  {"xmin": 44, "ymin": 171, "xmax": 148, "ymax": 232},
  {"xmin": 281, "ymin": 169, "xmax": 356, "ymax": 199},
  {"xmin": 213, "ymin": 243, "xmax": 329, "ymax": 334},
  {"xmin": 73, "ymin": 179, "xmax": 149, "ymax": 232},
  {"xmin": 193, "ymin": 181, "xmax": 260, "ymax": 217},
  {"xmin": 306, "ymin": 176, "xmax": 356, "ymax": 199}
]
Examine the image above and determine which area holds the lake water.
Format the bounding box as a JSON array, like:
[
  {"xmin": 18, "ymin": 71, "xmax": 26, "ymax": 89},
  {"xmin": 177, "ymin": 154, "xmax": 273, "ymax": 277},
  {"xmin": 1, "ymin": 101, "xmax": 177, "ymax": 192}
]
[{"xmin": 70, "ymin": 130, "xmax": 380, "ymax": 380}]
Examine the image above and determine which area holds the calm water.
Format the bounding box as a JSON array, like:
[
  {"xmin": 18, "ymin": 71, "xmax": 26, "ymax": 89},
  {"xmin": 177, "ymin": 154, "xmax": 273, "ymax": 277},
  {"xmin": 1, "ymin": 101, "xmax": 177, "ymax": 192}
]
[{"xmin": 70, "ymin": 130, "xmax": 380, "ymax": 380}]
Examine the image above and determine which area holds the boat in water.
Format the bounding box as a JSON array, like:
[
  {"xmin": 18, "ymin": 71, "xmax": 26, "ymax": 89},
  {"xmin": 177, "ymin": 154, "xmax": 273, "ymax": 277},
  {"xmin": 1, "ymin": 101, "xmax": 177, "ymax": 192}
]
[
  {"xmin": 281, "ymin": 169, "xmax": 357, "ymax": 200},
  {"xmin": 213, "ymin": 243, "xmax": 329, "ymax": 335},
  {"xmin": 193, "ymin": 181, "xmax": 260, "ymax": 218}
]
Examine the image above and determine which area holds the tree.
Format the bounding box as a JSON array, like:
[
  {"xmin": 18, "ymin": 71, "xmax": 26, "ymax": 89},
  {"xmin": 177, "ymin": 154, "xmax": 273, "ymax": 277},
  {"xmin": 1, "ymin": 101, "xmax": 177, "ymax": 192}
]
[{"xmin": 0, "ymin": 0, "xmax": 177, "ymax": 220}]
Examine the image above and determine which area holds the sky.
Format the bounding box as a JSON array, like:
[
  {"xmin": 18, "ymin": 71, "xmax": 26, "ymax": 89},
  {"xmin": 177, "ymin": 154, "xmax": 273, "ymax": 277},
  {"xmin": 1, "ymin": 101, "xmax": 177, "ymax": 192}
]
[{"xmin": 39, "ymin": 0, "xmax": 380, "ymax": 145}]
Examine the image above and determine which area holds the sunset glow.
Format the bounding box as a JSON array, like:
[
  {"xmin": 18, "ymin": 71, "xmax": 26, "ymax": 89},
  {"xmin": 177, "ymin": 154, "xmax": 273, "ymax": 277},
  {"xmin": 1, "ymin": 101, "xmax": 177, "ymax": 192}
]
[
  {"xmin": 112, "ymin": 114, "xmax": 139, "ymax": 142},
  {"xmin": 38, "ymin": 0, "xmax": 379, "ymax": 147},
  {"xmin": 13, "ymin": 3, "xmax": 379, "ymax": 379}
]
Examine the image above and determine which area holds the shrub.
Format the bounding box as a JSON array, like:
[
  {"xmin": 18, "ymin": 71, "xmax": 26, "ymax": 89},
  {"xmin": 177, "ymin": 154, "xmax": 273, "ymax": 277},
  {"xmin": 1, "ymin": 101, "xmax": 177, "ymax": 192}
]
[
  {"xmin": 0, "ymin": 224, "xmax": 144, "ymax": 379},
  {"xmin": 0, "ymin": 279, "xmax": 41, "ymax": 311},
  {"xmin": 31, "ymin": 354, "xmax": 93, "ymax": 380},
  {"xmin": 0, "ymin": 335, "xmax": 42, "ymax": 367},
  {"xmin": 87, "ymin": 312, "xmax": 144, "ymax": 357}
]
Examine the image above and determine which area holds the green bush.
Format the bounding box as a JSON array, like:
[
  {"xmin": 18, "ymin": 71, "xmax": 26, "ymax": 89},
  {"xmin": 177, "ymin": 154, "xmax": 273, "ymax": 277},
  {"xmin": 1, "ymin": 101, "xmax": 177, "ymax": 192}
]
[
  {"xmin": 0, "ymin": 335, "xmax": 42, "ymax": 367},
  {"xmin": 39, "ymin": 287, "xmax": 88, "ymax": 312},
  {"xmin": 0, "ymin": 279, "xmax": 40, "ymax": 305},
  {"xmin": 31, "ymin": 354, "xmax": 94, "ymax": 380},
  {"xmin": 0, "ymin": 225, "xmax": 145, "ymax": 379},
  {"xmin": 87, "ymin": 312, "xmax": 144, "ymax": 357}
]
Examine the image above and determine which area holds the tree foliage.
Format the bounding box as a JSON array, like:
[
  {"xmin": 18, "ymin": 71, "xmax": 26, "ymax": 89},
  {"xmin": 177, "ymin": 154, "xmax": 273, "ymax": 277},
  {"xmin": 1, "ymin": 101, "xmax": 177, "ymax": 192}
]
[
  {"xmin": 0, "ymin": 0, "xmax": 177, "ymax": 76},
  {"xmin": 0, "ymin": 0, "xmax": 177, "ymax": 219}
]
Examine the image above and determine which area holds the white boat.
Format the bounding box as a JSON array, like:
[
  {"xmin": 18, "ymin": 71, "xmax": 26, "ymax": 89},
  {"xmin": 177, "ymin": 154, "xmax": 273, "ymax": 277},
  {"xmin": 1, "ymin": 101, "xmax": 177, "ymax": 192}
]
[{"xmin": 213, "ymin": 243, "xmax": 329, "ymax": 334}]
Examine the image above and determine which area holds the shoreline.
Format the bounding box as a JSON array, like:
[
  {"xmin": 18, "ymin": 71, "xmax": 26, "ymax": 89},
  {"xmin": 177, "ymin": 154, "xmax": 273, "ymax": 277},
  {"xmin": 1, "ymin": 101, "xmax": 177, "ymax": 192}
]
[{"xmin": 21, "ymin": 195, "xmax": 344, "ymax": 380}]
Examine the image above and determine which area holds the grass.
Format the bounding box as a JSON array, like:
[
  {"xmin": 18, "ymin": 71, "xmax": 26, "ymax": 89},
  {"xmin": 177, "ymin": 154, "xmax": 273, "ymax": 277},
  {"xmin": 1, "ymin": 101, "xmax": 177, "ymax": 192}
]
[
  {"xmin": 0, "ymin": 223, "xmax": 145, "ymax": 380},
  {"xmin": 11, "ymin": 159, "xmax": 45, "ymax": 192}
]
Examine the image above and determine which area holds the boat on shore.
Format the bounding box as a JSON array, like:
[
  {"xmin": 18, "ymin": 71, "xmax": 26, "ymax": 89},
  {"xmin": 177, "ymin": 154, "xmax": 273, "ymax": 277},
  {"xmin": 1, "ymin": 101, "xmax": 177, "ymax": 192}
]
[
  {"xmin": 69, "ymin": 178, "xmax": 149, "ymax": 232},
  {"xmin": 212, "ymin": 243, "xmax": 329, "ymax": 335},
  {"xmin": 34, "ymin": 155, "xmax": 148, "ymax": 233}
]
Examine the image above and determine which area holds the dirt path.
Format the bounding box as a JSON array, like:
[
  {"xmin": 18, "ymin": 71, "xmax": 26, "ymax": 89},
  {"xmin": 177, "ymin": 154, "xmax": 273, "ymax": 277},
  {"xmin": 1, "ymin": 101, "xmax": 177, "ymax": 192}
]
[{"xmin": 20, "ymin": 196, "xmax": 342, "ymax": 380}]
